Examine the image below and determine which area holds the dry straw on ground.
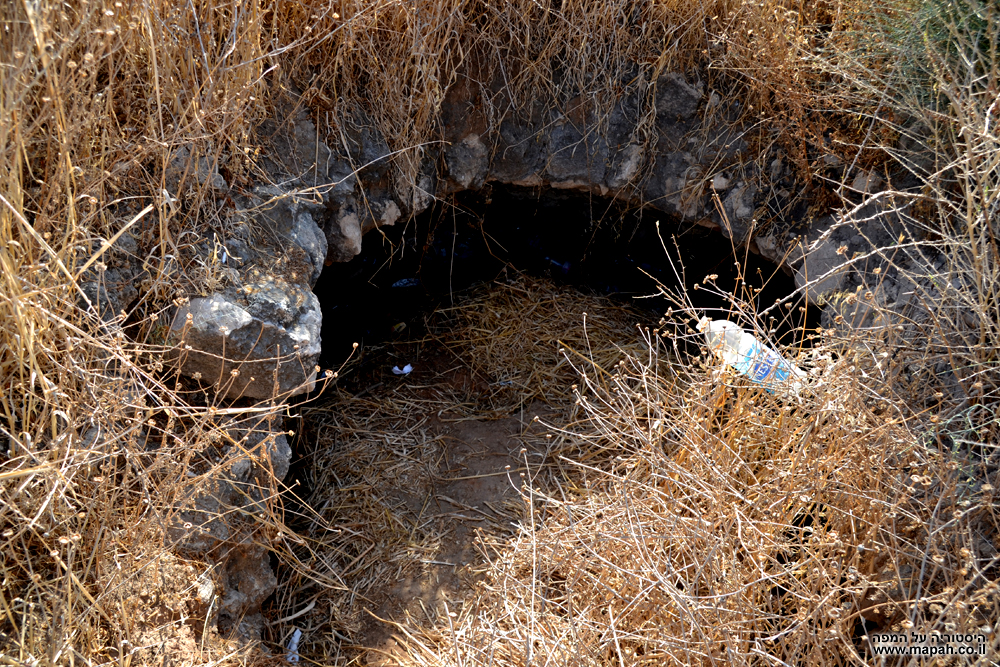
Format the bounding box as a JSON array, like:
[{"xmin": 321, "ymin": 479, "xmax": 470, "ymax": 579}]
[
  {"xmin": 426, "ymin": 277, "xmax": 656, "ymax": 414},
  {"xmin": 272, "ymin": 277, "xmax": 655, "ymax": 661},
  {"xmin": 365, "ymin": 285, "xmax": 999, "ymax": 666}
]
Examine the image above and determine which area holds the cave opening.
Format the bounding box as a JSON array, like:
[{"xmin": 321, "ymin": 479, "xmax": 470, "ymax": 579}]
[
  {"xmin": 266, "ymin": 184, "xmax": 820, "ymax": 657},
  {"xmin": 313, "ymin": 184, "xmax": 817, "ymax": 370}
]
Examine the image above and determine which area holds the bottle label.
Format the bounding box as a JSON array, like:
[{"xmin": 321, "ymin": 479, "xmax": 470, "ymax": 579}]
[{"xmin": 743, "ymin": 342, "xmax": 791, "ymax": 385}]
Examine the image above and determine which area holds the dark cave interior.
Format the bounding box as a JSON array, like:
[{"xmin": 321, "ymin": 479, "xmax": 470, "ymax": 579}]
[{"xmin": 313, "ymin": 183, "xmax": 819, "ymax": 370}]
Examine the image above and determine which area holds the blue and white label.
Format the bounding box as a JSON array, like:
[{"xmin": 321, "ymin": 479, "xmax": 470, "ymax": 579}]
[{"xmin": 737, "ymin": 341, "xmax": 792, "ymax": 386}]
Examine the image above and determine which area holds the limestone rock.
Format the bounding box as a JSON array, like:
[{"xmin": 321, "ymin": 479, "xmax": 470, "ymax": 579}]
[
  {"xmin": 492, "ymin": 119, "xmax": 547, "ymax": 184},
  {"xmin": 608, "ymin": 143, "xmax": 643, "ymax": 189},
  {"xmin": 851, "ymin": 170, "xmax": 883, "ymax": 194},
  {"xmin": 169, "ymin": 281, "xmax": 321, "ymax": 400},
  {"xmin": 411, "ymin": 172, "xmax": 437, "ymax": 215},
  {"xmin": 305, "ymin": 70, "xmax": 719, "ymax": 262},
  {"xmin": 253, "ymin": 186, "xmax": 328, "ymax": 287},
  {"xmin": 170, "ymin": 415, "xmax": 289, "ymax": 643},
  {"xmin": 546, "ymin": 122, "xmax": 609, "ymax": 188},
  {"xmin": 325, "ymin": 196, "xmax": 364, "ymax": 262},
  {"xmin": 791, "ymin": 201, "xmax": 924, "ymax": 322},
  {"xmin": 165, "ymin": 178, "xmax": 327, "ymax": 403},
  {"xmin": 217, "ymin": 544, "xmax": 277, "ymax": 640},
  {"xmin": 754, "ymin": 233, "xmax": 784, "ymax": 265},
  {"xmin": 655, "ymin": 72, "xmax": 703, "ymax": 122},
  {"xmin": 255, "ymin": 89, "xmax": 364, "ymax": 266},
  {"xmin": 544, "ymin": 103, "xmax": 610, "ymax": 189},
  {"xmin": 166, "ymin": 413, "xmax": 290, "ymax": 643},
  {"xmin": 79, "ymin": 229, "xmax": 145, "ymax": 322},
  {"xmin": 258, "ymin": 100, "xmax": 340, "ymax": 194},
  {"xmin": 791, "ymin": 230, "xmax": 852, "ymax": 303},
  {"xmin": 171, "ymin": 415, "xmax": 291, "ymax": 551},
  {"xmin": 712, "ymin": 173, "xmax": 731, "ymax": 191},
  {"xmin": 374, "ymin": 198, "xmax": 401, "ymax": 227},
  {"xmin": 288, "ymin": 210, "xmax": 329, "ymax": 285},
  {"xmin": 445, "ymin": 133, "xmax": 489, "ymax": 189},
  {"xmin": 787, "ymin": 209, "xmax": 879, "ymax": 308},
  {"xmin": 723, "ymin": 182, "xmax": 756, "ymax": 222}
]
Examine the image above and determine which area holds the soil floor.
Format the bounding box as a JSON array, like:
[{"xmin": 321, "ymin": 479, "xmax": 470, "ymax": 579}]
[
  {"xmin": 359, "ymin": 402, "xmax": 555, "ymax": 664},
  {"xmin": 282, "ymin": 331, "xmax": 572, "ymax": 665}
]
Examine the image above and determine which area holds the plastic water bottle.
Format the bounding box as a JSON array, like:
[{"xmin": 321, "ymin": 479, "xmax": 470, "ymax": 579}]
[{"xmin": 698, "ymin": 319, "xmax": 806, "ymax": 394}]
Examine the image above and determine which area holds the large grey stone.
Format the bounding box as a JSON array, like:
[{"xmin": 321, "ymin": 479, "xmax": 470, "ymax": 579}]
[
  {"xmin": 655, "ymin": 72, "xmax": 703, "ymax": 123},
  {"xmin": 165, "ymin": 146, "xmax": 227, "ymax": 195},
  {"xmin": 258, "ymin": 101, "xmax": 336, "ymax": 193},
  {"xmin": 79, "ymin": 229, "xmax": 146, "ymax": 322},
  {"xmin": 608, "ymin": 143, "xmax": 644, "ymax": 189},
  {"xmin": 325, "ymin": 196, "xmax": 364, "ymax": 262},
  {"xmin": 445, "ymin": 133, "xmax": 489, "ymax": 189},
  {"xmin": 165, "ymin": 178, "xmax": 327, "ymax": 402},
  {"xmin": 791, "ymin": 233, "xmax": 852, "ymax": 304},
  {"xmin": 168, "ymin": 414, "xmax": 290, "ymax": 641},
  {"xmin": 774, "ymin": 204, "xmax": 880, "ymax": 306},
  {"xmin": 253, "ymin": 186, "xmax": 329, "ymax": 286},
  {"xmin": 169, "ymin": 281, "xmax": 321, "ymax": 400},
  {"xmin": 171, "ymin": 415, "xmax": 291, "ymax": 553},
  {"xmin": 217, "ymin": 544, "xmax": 277, "ymax": 640},
  {"xmin": 492, "ymin": 118, "xmax": 548, "ymax": 184},
  {"xmin": 546, "ymin": 121, "xmax": 609, "ymax": 189}
]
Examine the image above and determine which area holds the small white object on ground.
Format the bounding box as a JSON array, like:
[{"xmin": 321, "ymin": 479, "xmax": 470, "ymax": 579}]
[
  {"xmin": 392, "ymin": 363, "xmax": 413, "ymax": 375},
  {"xmin": 286, "ymin": 628, "xmax": 302, "ymax": 663}
]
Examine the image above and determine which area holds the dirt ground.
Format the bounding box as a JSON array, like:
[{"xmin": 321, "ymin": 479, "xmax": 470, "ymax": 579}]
[
  {"xmin": 283, "ymin": 334, "xmax": 572, "ymax": 665},
  {"xmin": 359, "ymin": 402, "xmax": 555, "ymax": 664}
]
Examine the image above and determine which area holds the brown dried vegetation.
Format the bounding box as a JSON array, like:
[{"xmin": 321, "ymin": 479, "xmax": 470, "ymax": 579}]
[{"xmin": 1, "ymin": 0, "xmax": 998, "ymax": 664}]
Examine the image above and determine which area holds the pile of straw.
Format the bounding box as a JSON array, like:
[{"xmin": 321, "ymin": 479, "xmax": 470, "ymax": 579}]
[
  {"xmin": 270, "ymin": 276, "xmax": 660, "ymax": 662},
  {"xmin": 426, "ymin": 276, "xmax": 659, "ymax": 414},
  {"xmin": 372, "ymin": 304, "xmax": 1000, "ymax": 667}
]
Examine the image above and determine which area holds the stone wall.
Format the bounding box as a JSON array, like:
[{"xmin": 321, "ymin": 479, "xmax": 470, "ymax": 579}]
[{"xmin": 257, "ymin": 71, "xmax": 935, "ymax": 335}]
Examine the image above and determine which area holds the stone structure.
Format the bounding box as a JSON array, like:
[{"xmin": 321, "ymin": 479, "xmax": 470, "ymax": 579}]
[
  {"xmin": 90, "ymin": 68, "xmax": 939, "ymax": 645},
  {"xmin": 247, "ymin": 72, "xmax": 930, "ymax": 337}
]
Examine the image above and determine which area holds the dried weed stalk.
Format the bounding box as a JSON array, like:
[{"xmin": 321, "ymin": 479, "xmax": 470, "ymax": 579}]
[
  {"xmin": 3, "ymin": 0, "xmax": 999, "ymax": 663},
  {"xmin": 383, "ymin": 283, "xmax": 998, "ymax": 666}
]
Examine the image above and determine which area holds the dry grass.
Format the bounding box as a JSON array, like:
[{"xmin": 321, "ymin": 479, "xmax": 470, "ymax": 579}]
[
  {"xmin": 274, "ymin": 270, "xmax": 1000, "ymax": 665},
  {"xmin": 0, "ymin": 2, "xmax": 298, "ymax": 659},
  {"xmin": 2, "ymin": 0, "xmax": 999, "ymax": 664},
  {"xmin": 270, "ymin": 277, "xmax": 654, "ymax": 662},
  {"xmin": 0, "ymin": 202, "xmax": 297, "ymax": 659},
  {"xmin": 425, "ymin": 277, "xmax": 655, "ymax": 415},
  {"xmin": 382, "ymin": 307, "xmax": 1000, "ymax": 665},
  {"xmin": 257, "ymin": 275, "xmax": 999, "ymax": 667}
]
